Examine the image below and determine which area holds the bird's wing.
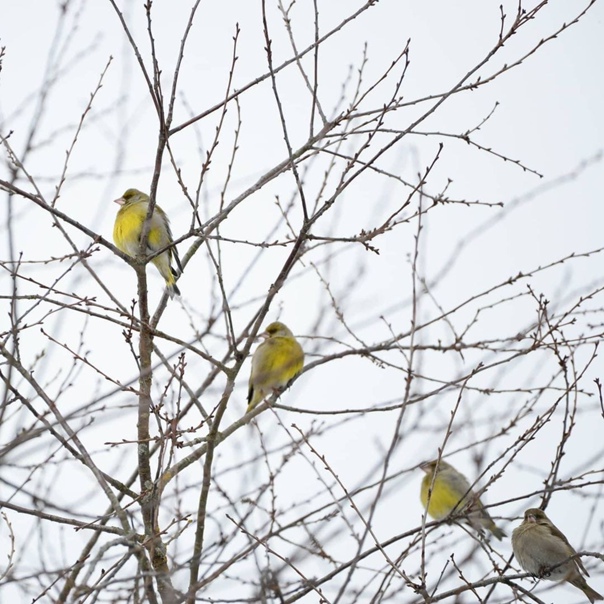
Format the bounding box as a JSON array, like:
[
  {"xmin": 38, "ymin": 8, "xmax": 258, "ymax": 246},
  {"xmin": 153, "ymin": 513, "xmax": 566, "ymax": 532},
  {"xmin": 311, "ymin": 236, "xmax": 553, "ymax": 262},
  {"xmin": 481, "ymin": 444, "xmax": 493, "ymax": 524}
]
[{"xmin": 540, "ymin": 526, "xmax": 587, "ymax": 575}]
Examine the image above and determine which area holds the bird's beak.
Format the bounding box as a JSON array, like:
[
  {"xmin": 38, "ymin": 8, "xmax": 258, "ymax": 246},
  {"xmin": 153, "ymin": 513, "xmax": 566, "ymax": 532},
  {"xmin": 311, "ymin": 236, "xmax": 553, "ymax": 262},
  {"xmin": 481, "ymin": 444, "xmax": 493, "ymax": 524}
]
[
  {"xmin": 114, "ymin": 197, "xmax": 126, "ymax": 206},
  {"xmin": 526, "ymin": 514, "xmax": 536, "ymax": 524},
  {"xmin": 419, "ymin": 461, "xmax": 431, "ymax": 474}
]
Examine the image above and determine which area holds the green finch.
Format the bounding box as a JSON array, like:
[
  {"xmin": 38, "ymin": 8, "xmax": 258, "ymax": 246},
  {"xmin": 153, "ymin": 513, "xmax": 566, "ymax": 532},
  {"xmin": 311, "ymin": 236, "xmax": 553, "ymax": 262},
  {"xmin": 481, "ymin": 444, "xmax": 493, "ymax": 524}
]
[
  {"xmin": 420, "ymin": 459, "xmax": 506, "ymax": 540},
  {"xmin": 246, "ymin": 322, "xmax": 304, "ymax": 413},
  {"xmin": 113, "ymin": 188, "xmax": 182, "ymax": 298},
  {"xmin": 512, "ymin": 508, "xmax": 602, "ymax": 603}
]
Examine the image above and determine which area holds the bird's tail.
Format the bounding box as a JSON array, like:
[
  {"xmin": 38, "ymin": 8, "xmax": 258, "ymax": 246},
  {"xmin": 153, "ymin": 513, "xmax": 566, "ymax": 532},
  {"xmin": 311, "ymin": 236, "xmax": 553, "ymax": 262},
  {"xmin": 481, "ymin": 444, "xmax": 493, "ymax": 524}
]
[
  {"xmin": 489, "ymin": 523, "xmax": 506, "ymax": 541},
  {"xmin": 167, "ymin": 280, "xmax": 181, "ymax": 299},
  {"xmin": 570, "ymin": 577, "xmax": 603, "ymax": 603},
  {"xmin": 167, "ymin": 265, "xmax": 181, "ymax": 298},
  {"xmin": 246, "ymin": 387, "xmax": 262, "ymax": 414},
  {"xmin": 152, "ymin": 254, "xmax": 181, "ymax": 298},
  {"xmin": 470, "ymin": 507, "xmax": 506, "ymax": 541}
]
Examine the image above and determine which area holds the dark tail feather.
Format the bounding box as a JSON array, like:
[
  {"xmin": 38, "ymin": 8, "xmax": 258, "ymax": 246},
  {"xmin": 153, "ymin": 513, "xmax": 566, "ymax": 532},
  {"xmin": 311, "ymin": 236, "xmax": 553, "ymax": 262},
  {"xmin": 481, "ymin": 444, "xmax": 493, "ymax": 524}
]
[
  {"xmin": 170, "ymin": 282, "xmax": 181, "ymax": 298},
  {"xmin": 168, "ymin": 265, "xmax": 181, "ymax": 298},
  {"xmin": 172, "ymin": 248, "xmax": 183, "ymax": 273}
]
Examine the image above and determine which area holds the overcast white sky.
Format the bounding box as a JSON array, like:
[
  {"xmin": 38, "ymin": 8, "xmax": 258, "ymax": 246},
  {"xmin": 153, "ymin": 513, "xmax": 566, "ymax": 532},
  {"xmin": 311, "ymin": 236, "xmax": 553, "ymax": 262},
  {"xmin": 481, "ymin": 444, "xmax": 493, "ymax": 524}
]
[{"xmin": 1, "ymin": 1, "xmax": 604, "ymax": 602}]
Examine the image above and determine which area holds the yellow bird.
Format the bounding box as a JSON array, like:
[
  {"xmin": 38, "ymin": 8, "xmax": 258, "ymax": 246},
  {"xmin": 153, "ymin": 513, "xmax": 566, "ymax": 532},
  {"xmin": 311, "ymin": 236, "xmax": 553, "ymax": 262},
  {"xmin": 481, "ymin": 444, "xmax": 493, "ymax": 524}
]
[
  {"xmin": 246, "ymin": 322, "xmax": 304, "ymax": 413},
  {"xmin": 112, "ymin": 188, "xmax": 182, "ymax": 298},
  {"xmin": 420, "ymin": 459, "xmax": 506, "ymax": 540},
  {"xmin": 512, "ymin": 508, "xmax": 602, "ymax": 603}
]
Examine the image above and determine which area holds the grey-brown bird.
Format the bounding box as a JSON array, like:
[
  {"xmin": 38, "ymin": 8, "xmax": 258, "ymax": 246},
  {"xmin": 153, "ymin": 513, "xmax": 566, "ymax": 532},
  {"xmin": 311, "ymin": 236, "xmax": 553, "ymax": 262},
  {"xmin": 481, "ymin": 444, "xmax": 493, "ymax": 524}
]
[{"xmin": 512, "ymin": 508, "xmax": 602, "ymax": 603}]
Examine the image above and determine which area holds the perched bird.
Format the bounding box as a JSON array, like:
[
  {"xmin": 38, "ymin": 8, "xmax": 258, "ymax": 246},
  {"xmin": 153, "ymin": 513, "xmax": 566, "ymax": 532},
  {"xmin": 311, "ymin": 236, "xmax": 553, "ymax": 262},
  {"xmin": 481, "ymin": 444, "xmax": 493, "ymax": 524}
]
[
  {"xmin": 512, "ymin": 507, "xmax": 602, "ymax": 603},
  {"xmin": 113, "ymin": 188, "xmax": 182, "ymax": 298},
  {"xmin": 419, "ymin": 459, "xmax": 506, "ymax": 540},
  {"xmin": 246, "ymin": 322, "xmax": 304, "ymax": 413}
]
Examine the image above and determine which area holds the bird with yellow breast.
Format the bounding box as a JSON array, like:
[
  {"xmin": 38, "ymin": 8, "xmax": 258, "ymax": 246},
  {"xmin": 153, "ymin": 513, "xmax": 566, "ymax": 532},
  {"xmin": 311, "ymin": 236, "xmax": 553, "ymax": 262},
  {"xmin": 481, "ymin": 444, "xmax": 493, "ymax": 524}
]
[
  {"xmin": 112, "ymin": 188, "xmax": 182, "ymax": 298},
  {"xmin": 246, "ymin": 322, "xmax": 304, "ymax": 414},
  {"xmin": 419, "ymin": 459, "xmax": 505, "ymax": 540}
]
